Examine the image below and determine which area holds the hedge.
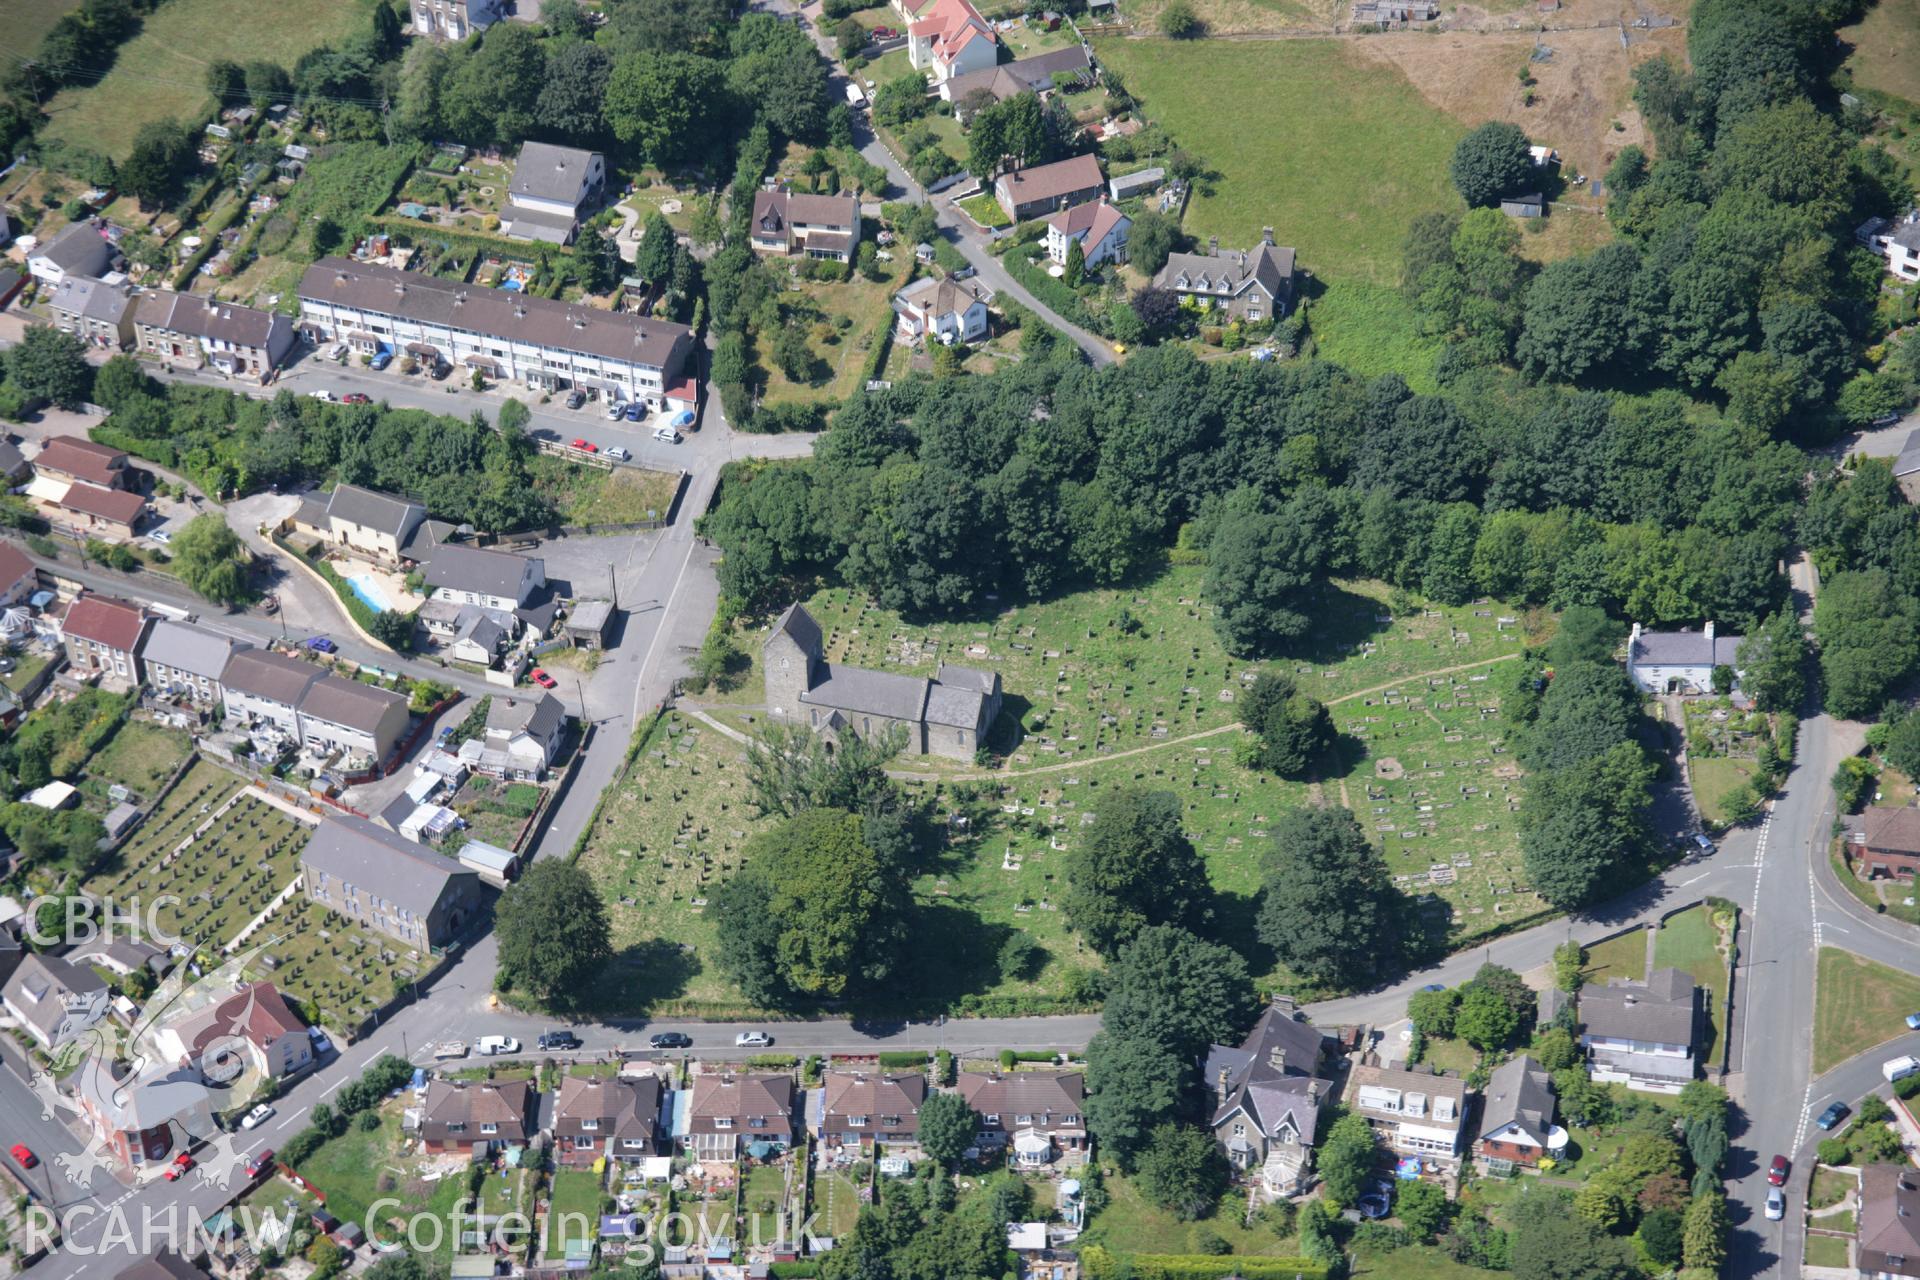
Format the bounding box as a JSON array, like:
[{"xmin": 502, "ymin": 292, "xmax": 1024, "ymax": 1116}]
[
  {"xmin": 770, "ymin": 1266, "xmax": 822, "ymax": 1280},
  {"xmin": 876, "ymin": 1050, "xmax": 928, "ymax": 1069},
  {"xmin": 1002, "ymin": 251, "xmax": 1108, "ymax": 335},
  {"xmin": 1128, "ymin": 1257, "xmax": 1330, "ymax": 1280}
]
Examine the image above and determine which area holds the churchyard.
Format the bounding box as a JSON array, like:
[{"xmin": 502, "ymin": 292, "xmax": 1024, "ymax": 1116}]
[
  {"xmin": 240, "ymin": 892, "xmax": 429, "ymax": 1033},
  {"xmin": 582, "ymin": 568, "xmax": 1550, "ymax": 1012}
]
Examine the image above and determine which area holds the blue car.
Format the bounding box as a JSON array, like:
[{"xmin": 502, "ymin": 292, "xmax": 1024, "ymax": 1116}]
[
  {"xmin": 624, "ymin": 401, "xmax": 645, "ymax": 421},
  {"xmin": 306, "ymin": 636, "xmax": 337, "ymax": 654},
  {"xmin": 1906, "ymin": 1012, "xmax": 1920, "ymax": 1030},
  {"xmin": 370, "ymin": 352, "xmax": 392, "ymax": 371}
]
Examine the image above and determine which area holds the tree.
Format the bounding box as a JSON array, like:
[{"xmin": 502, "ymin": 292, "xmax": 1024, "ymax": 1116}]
[
  {"xmin": 8, "ymin": 325, "xmax": 92, "ymax": 410},
  {"xmin": 1063, "ymin": 236, "xmax": 1086, "ymax": 288},
  {"xmin": 366, "ymin": 610, "xmax": 413, "ymax": 650},
  {"xmin": 712, "ymin": 809, "xmax": 910, "ymax": 1003},
  {"xmin": 1681, "ymin": 1191, "xmax": 1727, "ymax": 1273},
  {"xmin": 1408, "ymin": 987, "xmax": 1459, "ymax": 1037},
  {"xmin": 1737, "ymin": 609, "xmax": 1806, "ymax": 713},
  {"xmin": 1815, "ymin": 570, "xmax": 1920, "ymax": 720},
  {"xmin": 917, "ymin": 1091, "xmax": 977, "ymax": 1165},
  {"xmin": 542, "ymin": 0, "xmax": 595, "ymax": 37},
  {"xmin": 1135, "ymin": 1125, "xmax": 1227, "ymax": 1219},
  {"xmin": 1063, "ymin": 787, "xmax": 1212, "ymax": 958},
  {"xmin": 1084, "ymin": 1031, "xmax": 1189, "ymax": 1166},
  {"xmin": 1450, "ymin": 121, "xmax": 1533, "ymax": 207},
  {"xmin": 495, "ymin": 861, "xmax": 612, "ymax": 1007},
  {"xmin": 92, "ymin": 355, "xmax": 159, "ymax": 411},
  {"xmin": 1637, "ymin": 1208, "xmax": 1683, "ymax": 1267},
  {"xmin": 206, "ymin": 59, "xmax": 246, "ymax": 106},
  {"xmin": 1127, "ymin": 209, "xmax": 1179, "ymax": 275},
  {"xmin": 605, "ymin": 51, "xmax": 725, "ymax": 164},
  {"xmin": 1519, "ymin": 741, "xmax": 1656, "ymax": 908},
  {"xmin": 1205, "ymin": 490, "xmax": 1332, "ymax": 655},
  {"xmin": 1508, "ymin": 1189, "xmax": 1639, "ymax": 1280},
  {"xmin": 1534, "ymin": 1027, "xmax": 1577, "ymax": 1071},
  {"xmin": 1157, "ymin": 0, "xmax": 1202, "ymax": 36},
  {"xmin": 1455, "ymin": 982, "xmax": 1521, "ymax": 1051},
  {"xmin": 576, "ymin": 229, "xmax": 621, "ymax": 296},
  {"xmin": 1553, "ymin": 940, "xmax": 1585, "ymax": 992},
  {"xmin": 1256, "ymin": 806, "xmax": 1404, "ymax": 988},
  {"xmin": 120, "ymin": 119, "xmax": 195, "ymax": 208},
  {"xmin": 1399, "ymin": 1178, "xmax": 1450, "ymax": 1241},
  {"xmin": 170, "ymin": 515, "xmax": 252, "ymax": 605},
  {"xmin": 1100, "ymin": 925, "xmax": 1258, "ymax": 1062},
  {"xmin": 245, "ymin": 60, "xmax": 293, "ymax": 107},
  {"xmin": 1318, "ymin": 1113, "xmax": 1379, "ymax": 1208},
  {"xmin": 1519, "ymin": 661, "xmax": 1638, "ymax": 772},
  {"xmin": 742, "ymin": 720, "xmax": 903, "ymax": 819},
  {"xmin": 370, "ymin": 0, "xmax": 403, "ymax": 55},
  {"xmin": 1237, "ymin": 671, "xmax": 1334, "ymax": 777}
]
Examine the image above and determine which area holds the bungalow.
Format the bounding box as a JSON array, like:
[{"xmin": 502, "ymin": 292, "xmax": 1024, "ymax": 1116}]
[
  {"xmin": 153, "ymin": 982, "xmax": 312, "ymax": 1082},
  {"xmin": 301, "ymin": 814, "xmax": 483, "ymax": 951},
  {"xmin": 132, "ymin": 290, "xmax": 295, "ymax": 383},
  {"xmin": 893, "ymin": 276, "xmax": 994, "ymax": 345},
  {"xmin": 46, "ymin": 278, "xmax": 135, "ymax": 350},
  {"xmin": 1346, "ymin": 1061, "xmax": 1468, "ymax": 1168},
  {"xmin": 140, "ymin": 620, "xmax": 247, "ymax": 707},
  {"xmin": 1154, "ymin": 230, "xmax": 1298, "ymax": 324},
  {"xmin": 2, "ymin": 952, "xmax": 110, "ymax": 1049},
  {"xmin": 1851, "ymin": 806, "xmax": 1920, "ymax": 881},
  {"xmin": 814, "ymin": 1071, "xmax": 927, "ymax": 1149},
  {"xmin": 35, "ymin": 437, "xmax": 135, "ymax": 491},
  {"xmin": 995, "ymin": 154, "xmax": 1105, "ymax": 222},
  {"xmin": 1476, "ymin": 1054, "xmax": 1559, "ymax": 1168},
  {"xmin": 956, "ymin": 1070, "xmax": 1086, "ymax": 1165},
  {"xmin": 459, "ymin": 692, "xmax": 567, "ymax": 782},
  {"xmin": 50, "ymin": 481, "xmax": 146, "ymax": 541},
  {"xmin": 906, "ymin": 0, "xmax": 1000, "ymax": 85},
  {"xmin": 420, "ymin": 1079, "xmax": 534, "ymax": 1156},
  {"xmin": 1203, "ymin": 999, "xmax": 1334, "ymax": 1197},
  {"xmin": 297, "ymin": 676, "xmax": 410, "ymax": 763},
  {"xmin": 1624, "ymin": 621, "xmax": 1744, "ymax": 695},
  {"xmin": 748, "ymin": 190, "xmax": 861, "ymax": 263},
  {"xmin": 1579, "ymin": 967, "xmax": 1700, "ymax": 1094},
  {"xmin": 0, "ymin": 540, "xmax": 35, "ymax": 607},
  {"xmin": 943, "ymin": 46, "xmax": 1092, "ymax": 109},
  {"xmin": 293, "ymin": 484, "xmax": 428, "ymax": 564},
  {"xmin": 503, "ymin": 142, "xmax": 606, "ymax": 246},
  {"xmin": 683, "ymin": 1074, "xmax": 796, "ymax": 1160},
  {"xmin": 553, "ymin": 1074, "xmax": 663, "ymax": 1167},
  {"xmin": 27, "ymin": 221, "xmax": 116, "ymax": 286},
  {"xmin": 1045, "ymin": 200, "xmax": 1129, "ymax": 268},
  {"xmin": 60, "ymin": 592, "xmax": 150, "ymax": 687},
  {"xmin": 221, "ymin": 648, "xmax": 323, "ymax": 743}
]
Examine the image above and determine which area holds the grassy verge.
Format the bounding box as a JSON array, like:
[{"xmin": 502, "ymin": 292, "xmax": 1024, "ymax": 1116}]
[
  {"xmin": 1653, "ymin": 903, "xmax": 1731, "ymax": 1067},
  {"xmin": 1813, "ymin": 947, "xmax": 1920, "ymax": 1075},
  {"xmin": 1582, "ymin": 927, "xmax": 1648, "ymax": 985},
  {"xmin": 958, "ymin": 193, "xmax": 1012, "ymax": 228},
  {"xmin": 1804, "ymin": 1236, "xmax": 1851, "ymax": 1268},
  {"xmin": 1689, "ymin": 756, "xmax": 1757, "ymax": 829}
]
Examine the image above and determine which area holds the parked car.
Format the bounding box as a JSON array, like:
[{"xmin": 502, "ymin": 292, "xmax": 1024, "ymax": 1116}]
[
  {"xmin": 1870, "ymin": 412, "xmax": 1905, "ymax": 427},
  {"xmin": 538, "ymin": 1030, "xmax": 582, "ymax": 1051},
  {"xmin": 306, "ymin": 637, "xmax": 338, "ymax": 654},
  {"xmin": 245, "ymin": 1150, "xmax": 275, "ymax": 1179},
  {"xmin": 151, "ymin": 530, "xmax": 172, "ymax": 545},
  {"xmin": 624, "ymin": 401, "xmax": 646, "ymax": 422},
  {"xmin": 565, "ymin": 389, "xmax": 587, "ymax": 410},
  {"xmin": 477, "ymin": 1035, "xmax": 520, "ymax": 1056},
  {"xmin": 308, "ymin": 390, "xmax": 336, "ymax": 401},
  {"xmin": 1906, "ymin": 1012, "xmax": 1920, "ymax": 1030},
  {"xmin": 241, "ymin": 1104, "xmax": 275, "ymax": 1130},
  {"xmin": 1764, "ymin": 1187, "xmax": 1785, "ymax": 1221},
  {"xmin": 1883, "ymin": 1055, "xmax": 1920, "ymax": 1083},
  {"xmin": 308, "ymin": 1026, "xmax": 332, "ymax": 1053},
  {"xmin": 735, "ymin": 1031, "xmax": 773, "ymax": 1047},
  {"xmin": 650, "ymin": 1032, "xmax": 693, "ymax": 1050},
  {"xmin": 606, "ymin": 446, "xmax": 630, "ymax": 461},
  {"xmin": 1768, "ymin": 1155, "xmax": 1789, "ymax": 1186},
  {"xmin": 1691, "ymin": 833, "xmax": 1714, "ymax": 854},
  {"xmin": 571, "ymin": 438, "xmax": 598, "ymax": 453},
  {"xmin": 163, "ymin": 1152, "xmax": 193, "ymax": 1181},
  {"xmin": 653, "ymin": 427, "xmax": 680, "ymax": 444},
  {"xmin": 370, "ymin": 352, "xmax": 393, "ymax": 371},
  {"xmin": 342, "ymin": 392, "xmax": 372, "ymax": 404},
  {"xmin": 606, "ymin": 400, "xmax": 626, "ymax": 420},
  {"xmin": 530, "ymin": 668, "xmax": 557, "ymax": 689},
  {"xmin": 9, "ymin": 1145, "xmax": 35, "ymax": 1169},
  {"xmin": 1816, "ymin": 1101, "xmax": 1851, "ymax": 1130}
]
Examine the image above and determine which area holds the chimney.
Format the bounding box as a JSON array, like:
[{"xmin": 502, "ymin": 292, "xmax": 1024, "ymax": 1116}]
[
  {"xmin": 1261, "ymin": 226, "xmax": 1275, "ymax": 246},
  {"xmin": 1703, "ymin": 620, "xmax": 1715, "ymax": 643},
  {"xmin": 1208, "ymin": 235, "xmax": 1219, "ymax": 255},
  {"xmin": 1268, "ymin": 1047, "xmax": 1286, "ymax": 1072},
  {"xmin": 1215, "ymin": 1066, "xmax": 1230, "ymax": 1103}
]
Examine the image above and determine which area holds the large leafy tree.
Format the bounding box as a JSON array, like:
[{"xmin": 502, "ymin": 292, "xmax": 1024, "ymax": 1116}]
[
  {"xmin": 1236, "ymin": 671, "xmax": 1334, "ymax": 777},
  {"xmin": 1518, "ymin": 661, "xmax": 1639, "ymax": 772},
  {"xmin": 1519, "ymin": 741, "xmax": 1657, "ymax": 907},
  {"xmin": 537, "ymin": 42, "xmax": 614, "ymax": 142},
  {"xmin": 169, "ymin": 515, "xmax": 253, "ymax": 605},
  {"xmin": 120, "ymin": 119, "xmax": 196, "ymax": 208},
  {"xmin": 1508, "ymin": 1188, "xmax": 1639, "ymax": 1280},
  {"xmin": 7, "ymin": 326, "xmax": 92, "ymax": 410},
  {"xmin": 916, "ymin": 1091, "xmax": 978, "ymax": 1166},
  {"xmin": 606, "ymin": 51, "xmax": 728, "ymax": 165},
  {"xmin": 1062, "ymin": 787, "xmax": 1212, "ymax": 958},
  {"xmin": 1133, "ymin": 1125, "xmax": 1228, "ymax": 1220},
  {"xmin": 1316, "ymin": 1113, "xmax": 1379, "ymax": 1208},
  {"xmin": 1204, "ymin": 489, "xmax": 1332, "ymax": 655},
  {"xmin": 1736, "ymin": 609, "xmax": 1806, "ymax": 712},
  {"xmin": 1083, "ymin": 1031, "xmax": 1189, "ymax": 1166},
  {"xmin": 741, "ymin": 720, "xmax": 902, "ymax": 819},
  {"xmin": 495, "ymin": 861, "xmax": 612, "ymax": 1007},
  {"xmin": 440, "ymin": 22, "xmax": 548, "ymax": 144},
  {"xmin": 1449, "ymin": 120, "xmax": 1533, "ymax": 207},
  {"xmin": 1099, "ymin": 925, "xmax": 1259, "ymax": 1062},
  {"xmin": 1815, "ymin": 570, "xmax": 1920, "ymax": 720},
  {"xmin": 1256, "ymin": 806, "xmax": 1403, "ymax": 987}
]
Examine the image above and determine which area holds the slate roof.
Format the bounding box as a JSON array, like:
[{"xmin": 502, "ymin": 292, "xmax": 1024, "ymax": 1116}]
[
  {"xmin": 114, "ymin": 1252, "xmax": 205, "ymax": 1280},
  {"xmin": 504, "ymin": 205, "xmax": 580, "ymax": 243},
  {"xmin": 62, "ymin": 593, "xmax": 148, "ymax": 652},
  {"xmin": 509, "ymin": 142, "xmax": 602, "ymax": 206},
  {"xmin": 36, "ymin": 436, "xmax": 127, "ymax": 488},
  {"xmin": 56, "ymin": 482, "xmax": 145, "ymax": 525},
  {"xmin": 1893, "ymin": 428, "xmax": 1920, "ymax": 479},
  {"xmin": 688, "ymin": 1074, "xmax": 795, "ymax": 1137},
  {"xmin": 1628, "ymin": 627, "xmax": 1744, "ymax": 668},
  {"xmin": 33, "ymin": 222, "xmax": 115, "ymax": 277},
  {"xmin": 487, "ymin": 692, "xmax": 566, "ymax": 747},
  {"xmin": 820, "ymin": 1071, "xmax": 926, "ymax": 1135},
  {"xmin": 1478, "ymin": 1054, "xmax": 1555, "ymax": 1145},
  {"xmin": 554, "ymin": 1075, "xmax": 662, "ymax": 1151},
  {"xmin": 1896, "ymin": 222, "xmax": 1920, "ymax": 253},
  {"xmin": 3, "ymin": 952, "xmax": 107, "ymax": 1043},
  {"xmin": 925, "ymin": 682, "xmax": 987, "ymax": 729},
  {"xmin": 1203, "ymin": 1001, "xmax": 1329, "ymax": 1092},
  {"xmin": 299, "ymin": 676, "xmax": 407, "ymax": 732},
  {"xmin": 803, "ymin": 664, "xmax": 929, "ymax": 722},
  {"xmin": 49, "ymin": 275, "xmax": 132, "ymax": 325},
  {"xmin": 1579, "ymin": 967, "xmax": 1698, "ymax": 1047},
  {"xmin": 769, "ymin": 603, "xmax": 824, "ymax": 658},
  {"xmin": 302, "ymin": 814, "xmax": 479, "ymax": 917},
  {"xmin": 423, "ymin": 1079, "xmax": 533, "ymax": 1145},
  {"xmin": 997, "ymin": 154, "xmax": 1105, "ymax": 206},
  {"xmin": 0, "ymin": 441, "xmax": 26, "ymax": 478},
  {"xmin": 425, "ymin": 543, "xmax": 537, "ymax": 600},
  {"xmin": 301, "ymin": 257, "xmax": 694, "ymax": 373},
  {"xmin": 324, "ymin": 483, "xmax": 426, "ymax": 540},
  {"xmin": 1158, "ymin": 239, "xmax": 1297, "ymax": 303},
  {"xmin": 133, "ymin": 290, "xmax": 287, "ymax": 347},
  {"xmin": 1858, "ymin": 805, "xmax": 1920, "ymax": 856},
  {"xmin": 140, "ymin": 619, "xmax": 246, "ymax": 682},
  {"xmin": 221, "ymin": 648, "xmax": 324, "ymax": 706},
  {"xmin": 947, "ymin": 45, "xmax": 1090, "ymax": 104},
  {"xmin": 1860, "ymin": 1164, "xmax": 1920, "ymax": 1277}
]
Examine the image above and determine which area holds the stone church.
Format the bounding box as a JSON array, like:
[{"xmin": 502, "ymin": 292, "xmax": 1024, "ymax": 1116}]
[{"xmin": 763, "ymin": 604, "xmax": 1004, "ymax": 762}]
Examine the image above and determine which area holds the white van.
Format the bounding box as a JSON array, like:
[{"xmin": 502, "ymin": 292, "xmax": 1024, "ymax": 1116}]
[
  {"xmin": 477, "ymin": 1035, "xmax": 520, "ymax": 1056},
  {"xmin": 1883, "ymin": 1054, "xmax": 1920, "ymax": 1082}
]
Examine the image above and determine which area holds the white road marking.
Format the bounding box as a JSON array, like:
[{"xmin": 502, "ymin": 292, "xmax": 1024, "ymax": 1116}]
[{"xmin": 273, "ymin": 1112, "xmax": 302, "ymax": 1130}]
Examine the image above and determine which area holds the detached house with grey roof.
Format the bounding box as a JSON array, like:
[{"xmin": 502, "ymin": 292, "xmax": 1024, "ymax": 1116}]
[
  {"xmin": 459, "ymin": 692, "xmax": 567, "ymax": 781},
  {"xmin": 764, "ymin": 603, "xmax": 1002, "ymax": 761},
  {"xmin": 422, "ymin": 543, "xmax": 545, "ymax": 614},
  {"xmin": 1625, "ymin": 621, "xmax": 1744, "ymax": 695},
  {"xmin": 503, "ymin": 142, "xmax": 606, "ymax": 246},
  {"xmin": 1154, "ymin": 230, "xmax": 1298, "ymax": 324},
  {"xmin": 140, "ymin": 620, "xmax": 248, "ymax": 707},
  {"xmin": 1204, "ymin": 1000, "xmax": 1335, "ymax": 1197},
  {"xmin": 27, "ymin": 221, "xmax": 116, "ymax": 286},
  {"xmin": 2, "ymin": 952, "xmax": 110, "ymax": 1049},
  {"xmin": 1579, "ymin": 967, "xmax": 1700, "ymax": 1094},
  {"xmin": 1476, "ymin": 1054, "xmax": 1559, "ymax": 1168},
  {"xmin": 748, "ymin": 190, "xmax": 861, "ymax": 263},
  {"xmin": 302, "ymin": 814, "xmax": 482, "ymax": 950},
  {"xmin": 292, "ymin": 483, "xmax": 428, "ymax": 564}
]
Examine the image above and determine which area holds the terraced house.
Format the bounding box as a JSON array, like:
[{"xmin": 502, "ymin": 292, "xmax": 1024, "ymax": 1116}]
[
  {"xmin": 59, "ymin": 593, "xmax": 150, "ymax": 688},
  {"xmin": 298, "ymin": 258, "xmax": 697, "ymax": 410},
  {"xmin": 132, "ymin": 290, "xmax": 295, "ymax": 383},
  {"xmin": 138, "ymin": 620, "xmax": 247, "ymax": 707}
]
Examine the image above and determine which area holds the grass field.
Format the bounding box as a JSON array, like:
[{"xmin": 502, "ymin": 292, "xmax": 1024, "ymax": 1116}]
[
  {"xmin": 0, "ymin": 0, "xmax": 83, "ymax": 59},
  {"xmin": 1843, "ymin": 0, "xmax": 1920, "ymax": 105},
  {"xmin": 1582, "ymin": 927, "xmax": 1648, "ymax": 985},
  {"xmin": 1080, "ymin": 1169, "xmax": 1301, "ymax": 1255},
  {"xmin": 754, "ymin": 255, "xmax": 916, "ymax": 407},
  {"xmin": 545, "ymin": 1168, "xmax": 606, "ymax": 1258},
  {"xmin": 1093, "ymin": 39, "xmax": 1465, "ymax": 285},
  {"xmin": 82, "ymin": 720, "xmax": 194, "ymax": 802},
  {"xmin": 1351, "ymin": 1244, "xmax": 1505, "ymax": 1280},
  {"xmin": 530, "ymin": 459, "xmax": 682, "ymax": 527},
  {"xmin": 1689, "ymin": 756, "xmax": 1757, "ymax": 829},
  {"xmin": 41, "ymin": 0, "xmax": 375, "ymax": 159},
  {"xmin": 1805, "ymin": 1235, "xmax": 1852, "ymax": 1269},
  {"xmin": 1308, "ymin": 281, "xmax": 1442, "ymax": 393},
  {"xmin": 81, "ymin": 758, "xmax": 306, "ymax": 948},
  {"xmin": 1653, "ymin": 903, "xmax": 1731, "ymax": 1067},
  {"xmin": 1813, "ymin": 948, "xmax": 1920, "ymax": 1075}
]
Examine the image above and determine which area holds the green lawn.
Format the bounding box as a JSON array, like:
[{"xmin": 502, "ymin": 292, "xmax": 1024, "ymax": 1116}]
[
  {"xmin": 749, "ymin": 253, "xmax": 917, "ymax": 407},
  {"xmin": 745, "ymin": 1163, "xmax": 789, "ymax": 1217},
  {"xmin": 1093, "ymin": 39, "xmax": 1465, "ymax": 285},
  {"xmin": 545, "ymin": 1168, "xmax": 605, "ymax": 1259},
  {"xmin": 83, "ymin": 720, "xmax": 194, "ymax": 801},
  {"xmin": 1812, "ymin": 1167, "xmax": 1857, "ymax": 1210},
  {"xmin": 1581, "ymin": 927, "xmax": 1648, "ymax": 986},
  {"xmin": 1815, "ymin": 948, "xmax": 1920, "ymax": 1074},
  {"xmin": 1079, "ymin": 1169, "xmax": 1302, "ymax": 1256},
  {"xmin": 814, "ymin": 1169, "xmax": 865, "ymax": 1238},
  {"xmin": 530, "ymin": 458, "xmax": 681, "ymax": 528},
  {"xmin": 1689, "ymin": 756, "xmax": 1757, "ymax": 829},
  {"xmin": 294, "ymin": 1105, "xmax": 408, "ymax": 1231},
  {"xmin": 1420, "ymin": 1035, "xmax": 1480, "ymax": 1077},
  {"xmin": 0, "ymin": 652, "xmax": 51, "ymax": 696},
  {"xmin": 1308, "ymin": 281, "xmax": 1442, "ymax": 393},
  {"xmin": 41, "ymin": 0, "xmax": 375, "ymax": 159},
  {"xmin": 0, "ymin": 0, "xmax": 83, "ymax": 59},
  {"xmin": 1805, "ymin": 1235, "xmax": 1852, "ymax": 1269},
  {"xmin": 959, "ymin": 193, "xmax": 1012, "ymax": 228},
  {"xmin": 1351, "ymin": 1244, "xmax": 1505, "ymax": 1280},
  {"xmin": 1842, "ymin": 0, "xmax": 1920, "ymax": 105},
  {"xmin": 1653, "ymin": 904, "xmax": 1731, "ymax": 1068}
]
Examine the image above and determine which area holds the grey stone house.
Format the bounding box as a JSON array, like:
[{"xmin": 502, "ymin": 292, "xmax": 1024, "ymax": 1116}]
[
  {"xmin": 1153, "ymin": 231, "xmax": 1298, "ymax": 324},
  {"xmin": 1203, "ymin": 1000, "xmax": 1334, "ymax": 1197},
  {"xmin": 763, "ymin": 604, "xmax": 1002, "ymax": 761},
  {"xmin": 301, "ymin": 814, "xmax": 482, "ymax": 951}
]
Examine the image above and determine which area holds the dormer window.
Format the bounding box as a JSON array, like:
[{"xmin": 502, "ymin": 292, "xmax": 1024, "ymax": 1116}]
[
  {"xmin": 984, "ymin": 1113, "xmax": 1001, "ymax": 1125},
  {"xmin": 848, "ymin": 1115, "xmax": 868, "ymax": 1127},
  {"xmin": 715, "ymin": 1117, "xmax": 733, "ymax": 1129},
  {"xmin": 480, "ymin": 1123, "xmax": 498, "ymax": 1135},
  {"xmin": 580, "ymin": 1119, "xmax": 600, "ymax": 1131},
  {"xmin": 1015, "ymin": 1114, "xmax": 1034, "ymax": 1126}
]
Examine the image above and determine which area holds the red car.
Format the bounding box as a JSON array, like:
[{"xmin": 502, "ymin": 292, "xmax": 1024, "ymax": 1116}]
[
  {"xmin": 163, "ymin": 1152, "xmax": 193, "ymax": 1181},
  {"xmin": 9, "ymin": 1145, "xmax": 35, "ymax": 1169},
  {"xmin": 571, "ymin": 438, "xmax": 598, "ymax": 453},
  {"xmin": 1768, "ymin": 1155, "xmax": 1789, "ymax": 1186},
  {"xmin": 530, "ymin": 668, "xmax": 557, "ymax": 689},
  {"xmin": 342, "ymin": 392, "xmax": 372, "ymax": 404},
  {"xmin": 245, "ymin": 1149, "xmax": 275, "ymax": 1179}
]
